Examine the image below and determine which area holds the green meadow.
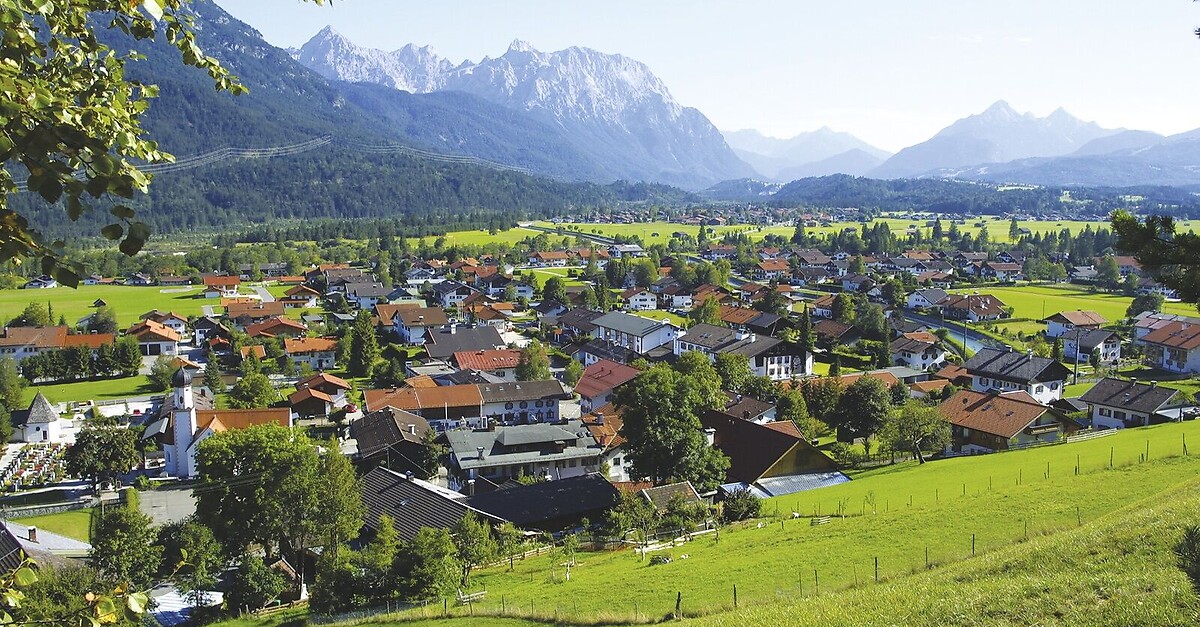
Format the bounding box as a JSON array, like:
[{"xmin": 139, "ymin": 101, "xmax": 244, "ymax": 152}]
[
  {"xmin": 952, "ymin": 284, "xmax": 1199, "ymax": 322},
  {"xmin": 0, "ymin": 284, "xmax": 209, "ymax": 327}
]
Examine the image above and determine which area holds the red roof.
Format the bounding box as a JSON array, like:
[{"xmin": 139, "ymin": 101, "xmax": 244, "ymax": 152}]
[
  {"xmin": 574, "ymin": 359, "xmax": 640, "ymax": 400},
  {"xmin": 283, "ymin": 336, "xmax": 338, "ymax": 354},
  {"xmin": 203, "ymin": 275, "xmax": 241, "ymax": 288},
  {"xmin": 452, "ymin": 349, "xmax": 522, "ymax": 371},
  {"xmin": 939, "ymin": 389, "xmax": 1054, "ymax": 440},
  {"xmin": 1142, "ymin": 320, "xmax": 1200, "ymax": 351},
  {"xmin": 581, "ymin": 403, "xmax": 626, "ymax": 450}
]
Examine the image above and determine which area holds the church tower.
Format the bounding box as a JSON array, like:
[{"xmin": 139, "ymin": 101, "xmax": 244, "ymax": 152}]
[{"xmin": 169, "ymin": 367, "xmax": 196, "ymax": 478}]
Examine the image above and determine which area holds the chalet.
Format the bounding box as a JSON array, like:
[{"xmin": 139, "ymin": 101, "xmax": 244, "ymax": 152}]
[
  {"xmin": 582, "ymin": 404, "xmax": 629, "ymax": 481},
  {"xmin": 905, "ymin": 288, "xmax": 949, "ymax": 310},
  {"xmin": 139, "ymin": 311, "xmax": 189, "ymax": 338},
  {"xmin": 128, "ymin": 320, "xmax": 181, "ymax": 356},
  {"xmin": 1062, "ymin": 329, "xmax": 1121, "ymax": 365},
  {"xmin": 675, "ymin": 323, "xmax": 812, "ymax": 380},
  {"xmin": 794, "ymin": 249, "xmax": 831, "ymax": 267},
  {"xmin": 951, "ymin": 252, "xmax": 988, "ymax": 268},
  {"xmin": 575, "ymin": 359, "xmax": 640, "ymax": 412},
  {"xmin": 1132, "ymin": 312, "xmax": 1200, "ymax": 342},
  {"xmin": 156, "ymin": 275, "xmax": 191, "ymax": 287},
  {"xmin": 529, "ymin": 251, "xmax": 570, "ymax": 267},
  {"xmin": 1138, "ymin": 320, "xmax": 1200, "ymax": 374},
  {"xmin": 280, "ymin": 285, "xmax": 321, "ymax": 309},
  {"xmin": 810, "ymin": 294, "xmax": 837, "ymax": 319},
  {"xmin": 620, "ymin": 287, "xmax": 658, "ymax": 311},
  {"xmin": 980, "ymin": 261, "xmax": 1023, "ymax": 282},
  {"xmin": 225, "ymin": 302, "xmax": 287, "ymax": 327},
  {"xmin": 718, "ymin": 305, "xmax": 783, "ymax": 336},
  {"xmin": 324, "ymin": 268, "xmax": 369, "ymax": 292},
  {"xmin": 191, "ymin": 317, "xmax": 231, "ymax": 345},
  {"xmin": 964, "ymin": 347, "xmax": 1072, "ymax": 404},
  {"xmin": 608, "ymin": 244, "xmax": 645, "ymax": 258},
  {"xmin": 452, "ymin": 349, "xmax": 523, "ymax": 380},
  {"xmin": 294, "ymin": 372, "xmax": 351, "ymax": 409},
  {"xmin": 344, "ymin": 283, "xmax": 392, "ymax": 310},
  {"xmin": 586, "ymin": 312, "xmax": 679, "ymax": 365},
  {"xmin": 754, "ymin": 259, "xmax": 791, "ymax": 282},
  {"xmin": 246, "ymin": 316, "xmax": 307, "ymax": 340},
  {"xmin": 940, "ymin": 389, "xmax": 1081, "ymax": 453},
  {"xmin": 445, "ymin": 419, "xmax": 603, "ymax": 483},
  {"xmin": 889, "ymin": 332, "xmax": 948, "ymax": 371},
  {"xmin": 201, "ymin": 275, "xmax": 240, "ymax": 298},
  {"xmin": 550, "ymin": 308, "xmax": 605, "ymax": 344},
  {"xmin": 392, "ymin": 307, "xmax": 449, "ymax": 344},
  {"xmin": 125, "ymin": 273, "xmax": 153, "ymax": 286},
  {"xmin": 701, "ymin": 412, "xmax": 846, "ymax": 497},
  {"xmin": 791, "ymin": 267, "xmax": 833, "ymax": 286},
  {"xmin": 660, "ymin": 284, "xmax": 694, "ymax": 310},
  {"xmin": 1044, "ymin": 311, "xmax": 1107, "ymax": 339},
  {"xmin": 424, "ymin": 326, "xmax": 506, "ymax": 360},
  {"xmin": 813, "ymin": 319, "xmax": 860, "ymax": 347},
  {"xmin": 702, "ymin": 244, "xmax": 737, "ymax": 261},
  {"xmin": 348, "ymin": 407, "xmax": 432, "ymax": 475},
  {"xmin": 941, "ymin": 293, "xmax": 1008, "ymax": 322},
  {"xmin": 364, "ymin": 385, "xmax": 484, "ymax": 427},
  {"xmin": 239, "ymin": 345, "xmax": 266, "ymax": 363},
  {"xmin": 1079, "ymin": 377, "xmax": 1191, "ymax": 429},
  {"xmin": 283, "ymin": 336, "xmax": 338, "ymax": 370},
  {"xmin": 432, "ymin": 280, "xmax": 477, "ymax": 309}
]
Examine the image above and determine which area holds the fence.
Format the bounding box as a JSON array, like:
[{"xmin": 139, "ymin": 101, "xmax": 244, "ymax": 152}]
[
  {"xmin": 308, "ymin": 601, "xmax": 416, "ymax": 625},
  {"xmin": 2, "ymin": 498, "xmax": 97, "ymax": 520},
  {"xmin": 940, "ymin": 427, "xmax": 1116, "ymax": 459}
]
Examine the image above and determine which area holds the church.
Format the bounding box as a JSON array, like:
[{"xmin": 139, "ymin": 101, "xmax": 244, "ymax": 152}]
[{"xmin": 143, "ymin": 368, "xmax": 292, "ymax": 479}]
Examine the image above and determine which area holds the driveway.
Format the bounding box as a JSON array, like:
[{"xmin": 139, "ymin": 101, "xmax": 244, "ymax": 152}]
[{"xmin": 250, "ymin": 285, "xmax": 274, "ymax": 302}]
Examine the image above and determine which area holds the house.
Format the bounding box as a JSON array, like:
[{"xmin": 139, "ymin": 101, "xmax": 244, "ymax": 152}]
[
  {"xmin": 660, "ymin": 284, "xmax": 694, "ymax": 310},
  {"xmin": 283, "ymin": 337, "xmax": 338, "ymax": 371},
  {"xmin": 586, "ymin": 312, "xmax": 679, "ymax": 364},
  {"xmin": 702, "ymin": 244, "xmax": 737, "ymax": 260},
  {"xmin": 477, "ymin": 380, "xmax": 573, "ymax": 425},
  {"xmin": 239, "ymin": 345, "xmax": 267, "ymax": 363},
  {"xmin": 608, "ymin": 244, "xmax": 645, "ymax": 258},
  {"xmin": 1132, "ymin": 312, "xmax": 1200, "ymax": 342},
  {"xmin": 21, "ymin": 276, "xmax": 58, "ymax": 289},
  {"xmin": 290, "ymin": 372, "xmax": 352, "ymax": 417},
  {"xmin": 754, "ymin": 259, "xmax": 791, "ymax": 282},
  {"xmin": 701, "ymin": 412, "xmax": 846, "ymax": 498},
  {"xmin": 1079, "ymin": 377, "xmax": 1191, "ymax": 430},
  {"xmin": 280, "ymin": 285, "xmax": 320, "ymax": 309},
  {"xmin": 358, "ymin": 467, "xmax": 504, "ymax": 542},
  {"xmin": 1062, "ymin": 329, "xmax": 1121, "ymax": 365},
  {"xmin": 675, "ymin": 323, "xmax": 812, "ymax": 380},
  {"xmin": 191, "ymin": 317, "xmax": 231, "ymax": 346},
  {"xmin": 940, "ymin": 389, "xmax": 1081, "ymax": 453},
  {"xmin": 575, "ymin": 359, "xmax": 640, "ymax": 412},
  {"xmin": 941, "ymin": 293, "xmax": 1009, "ymax": 322},
  {"xmin": 348, "ymin": 407, "xmax": 432, "ymax": 474},
  {"xmin": 391, "ymin": 307, "xmax": 449, "ymax": 344},
  {"xmin": 466, "ymin": 474, "xmax": 620, "ymax": 533},
  {"xmin": 841, "ymin": 274, "xmax": 876, "ymax": 293},
  {"xmin": 620, "ymin": 287, "xmax": 658, "ymax": 311},
  {"xmin": 813, "ymin": 319, "xmax": 861, "ymax": 347},
  {"xmin": 980, "ymin": 261, "xmax": 1023, "ymax": 282},
  {"xmin": 424, "ymin": 326, "xmax": 506, "ymax": 360},
  {"xmin": 719, "ymin": 306, "xmax": 783, "ymax": 337},
  {"xmin": 202, "ymin": 275, "xmax": 240, "ymax": 298},
  {"xmin": 550, "ymin": 308, "xmax": 605, "ymax": 344},
  {"xmin": 529, "ymin": 251, "xmax": 570, "ymax": 267},
  {"xmin": 144, "ymin": 369, "xmax": 291, "ymax": 478},
  {"xmin": 1043, "ymin": 311, "xmax": 1107, "ymax": 339},
  {"xmin": 364, "ymin": 385, "xmax": 484, "ymax": 427},
  {"xmin": 963, "ymin": 347, "xmax": 1072, "ymax": 404},
  {"xmin": 640, "ymin": 482, "xmax": 705, "ymax": 512},
  {"xmin": 0, "ymin": 326, "xmax": 113, "ymax": 364},
  {"xmin": 9, "ymin": 393, "xmax": 74, "ymax": 443},
  {"xmin": 445, "ymin": 419, "xmax": 604, "ymax": 484},
  {"xmin": 432, "ymin": 280, "xmax": 477, "ymax": 309},
  {"xmin": 140, "ymin": 311, "xmax": 189, "ymax": 338},
  {"xmin": 889, "ymin": 332, "xmax": 948, "ymax": 371},
  {"xmin": 156, "ymin": 275, "xmax": 191, "ymax": 287},
  {"xmin": 246, "ymin": 317, "xmax": 307, "ymax": 340},
  {"xmin": 810, "ymin": 294, "xmax": 837, "ymax": 319},
  {"xmin": 128, "ymin": 320, "xmax": 181, "ymax": 356},
  {"xmin": 452, "ymin": 349, "xmax": 523, "ymax": 380},
  {"xmin": 126, "ymin": 272, "xmax": 154, "ymax": 286},
  {"xmin": 344, "ymin": 283, "xmax": 393, "ymax": 310},
  {"xmin": 905, "ymin": 288, "xmax": 949, "ymax": 310},
  {"xmin": 581, "ymin": 403, "xmax": 629, "ymax": 481},
  {"xmin": 1138, "ymin": 320, "xmax": 1200, "ymax": 374},
  {"xmin": 225, "ymin": 302, "xmax": 286, "ymax": 327}
]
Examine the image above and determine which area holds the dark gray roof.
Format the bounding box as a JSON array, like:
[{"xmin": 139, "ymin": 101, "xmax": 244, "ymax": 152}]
[
  {"xmin": 1079, "ymin": 377, "xmax": 1180, "ymax": 414},
  {"xmin": 556, "ymin": 308, "xmax": 604, "ymax": 332},
  {"xmin": 911, "ymin": 288, "xmax": 948, "ymax": 303},
  {"xmin": 964, "ymin": 347, "xmax": 1072, "ymax": 385},
  {"xmin": 0, "ymin": 526, "xmax": 24, "ymax": 572},
  {"xmin": 425, "ymin": 326, "xmax": 505, "ymax": 359},
  {"xmin": 350, "ymin": 407, "xmax": 431, "ymax": 458},
  {"xmin": 17, "ymin": 393, "xmax": 57, "ymax": 426},
  {"xmin": 578, "ymin": 339, "xmax": 640, "ymax": 365},
  {"xmin": 466, "ymin": 474, "xmax": 620, "ymax": 530},
  {"xmin": 433, "ymin": 280, "xmax": 475, "ymax": 295},
  {"xmin": 1072, "ymin": 329, "xmax": 1118, "ymax": 352},
  {"xmin": 445, "ymin": 419, "xmax": 600, "ymax": 471},
  {"xmin": 359, "ymin": 467, "xmax": 501, "ymax": 542},
  {"xmin": 592, "ymin": 312, "xmax": 671, "ymax": 337},
  {"xmin": 496, "ymin": 424, "xmax": 578, "ymax": 447},
  {"xmin": 641, "ymin": 482, "xmax": 701, "ymax": 511},
  {"xmin": 679, "ymin": 323, "xmax": 783, "ymax": 358},
  {"xmin": 346, "ymin": 283, "xmax": 393, "ymax": 298},
  {"xmin": 478, "ymin": 380, "xmax": 569, "ymax": 404}
]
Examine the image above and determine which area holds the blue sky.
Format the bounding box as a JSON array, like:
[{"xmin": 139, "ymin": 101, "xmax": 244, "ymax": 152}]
[{"xmin": 216, "ymin": 1, "xmax": 1200, "ymax": 152}]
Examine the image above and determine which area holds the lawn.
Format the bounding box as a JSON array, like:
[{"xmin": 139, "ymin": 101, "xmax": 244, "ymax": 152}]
[
  {"xmin": 521, "ymin": 268, "xmax": 590, "ymax": 290},
  {"xmin": 16, "ymin": 508, "xmax": 93, "ymax": 542},
  {"xmin": 20, "ymin": 376, "xmax": 158, "ymax": 406},
  {"xmin": 360, "ymin": 420, "xmax": 1200, "ymax": 624},
  {"xmin": 0, "ymin": 285, "xmax": 208, "ymax": 327},
  {"xmin": 951, "ymin": 284, "xmax": 1198, "ymax": 322},
  {"xmin": 437, "ymin": 227, "xmax": 542, "ymax": 248}
]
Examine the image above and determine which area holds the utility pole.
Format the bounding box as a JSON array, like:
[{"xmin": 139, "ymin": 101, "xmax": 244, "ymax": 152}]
[{"xmin": 1072, "ymin": 326, "xmax": 1082, "ymax": 385}]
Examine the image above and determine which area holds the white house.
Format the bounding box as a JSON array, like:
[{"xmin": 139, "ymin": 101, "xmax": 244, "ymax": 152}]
[
  {"xmin": 11, "ymin": 393, "xmax": 74, "ymax": 444},
  {"xmin": 621, "ymin": 288, "xmax": 658, "ymax": 311},
  {"xmin": 1044, "ymin": 311, "xmax": 1107, "ymax": 339},
  {"xmin": 889, "ymin": 332, "xmax": 948, "ymax": 371},
  {"xmin": 1062, "ymin": 329, "xmax": 1121, "ymax": 365},
  {"xmin": 905, "ymin": 288, "xmax": 948, "ymax": 310},
  {"xmin": 1138, "ymin": 320, "xmax": 1200, "ymax": 374},
  {"xmin": 283, "ymin": 337, "xmax": 339, "ymax": 371},
  {"xmin": 1079, "ymin": 377, "xmax": 1189, "ymax": 430},
  {"xmin": 589, "ymin": 312, "xmax": 679, "ymax": 360},
  {"xmin": 964, "ymin": 347, "xmax": 1072, "ymax": 405}
]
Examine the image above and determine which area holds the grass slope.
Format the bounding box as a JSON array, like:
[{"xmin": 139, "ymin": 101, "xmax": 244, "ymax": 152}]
[
  {"xmin": 0, "ymin": 285, "xmax": 208, "ymax": 327},
  {"xmin": 15, "ymin": 509, "xmax": 93, "ymax": 543}
]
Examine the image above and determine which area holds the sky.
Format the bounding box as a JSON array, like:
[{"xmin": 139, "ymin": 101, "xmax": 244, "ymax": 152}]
[{"xmin": 215, "ymin": 1, "xmax": 1200, "ymax": 152}]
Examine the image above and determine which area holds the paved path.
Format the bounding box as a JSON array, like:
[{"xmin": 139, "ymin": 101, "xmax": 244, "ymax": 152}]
[{"xmin": 250, "ymin": 285, "xmax": 274, "ymax": 302}]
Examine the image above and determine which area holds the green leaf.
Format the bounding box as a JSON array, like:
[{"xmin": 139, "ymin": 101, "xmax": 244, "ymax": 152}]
[
  {"xmin": 12, "ymin": 568, "xmax": 35, "ymax": 587},
  {"xmin": 127, "ymin": 222, "xmax": 152, "ymax": 242},
  {"xmin": 125, "ymin": 592, "xmax": 148, "ymax": 614},
  {"xmin": 100, "ymin": 224, "xmax": 123, "ymax": 240},
  {"xmin": 109, "ymin": 205, "xmax": 136, "ymax": 220}
]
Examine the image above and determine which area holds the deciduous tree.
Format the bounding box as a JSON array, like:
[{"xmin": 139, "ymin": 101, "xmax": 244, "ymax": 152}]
[
  {"xmin": 66, "ymin": 423, "xmax": 139, "ymax": 490},
  {"xmin": 833, "ymin": 377, "xmax": 891, "ymax": 455},
  {"xmin": 515, "ymin": 340, "xmax": 551, "ymax": 381},
  {"xmin": 879, "ymin": 402, "xmax": 951, "ymax": 463}
]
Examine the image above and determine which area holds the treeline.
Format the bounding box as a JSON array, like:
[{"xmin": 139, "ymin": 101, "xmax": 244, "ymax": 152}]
[{"xmin": 18, "ymin": 338, "xmax": 142, "ymax": 384}]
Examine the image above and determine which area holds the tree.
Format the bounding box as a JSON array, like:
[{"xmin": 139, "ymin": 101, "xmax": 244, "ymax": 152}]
[
  {"xmin": 494, "ymin": 522, "xmax": 526, "ymax": 571},
  {"xmin": 401, "ymin": 528, "xmax": 460, "ymax": 601},
  {"xmin": 515, "ymin": 340, "xmax": 551, "ymax": 381},
  {"xmin": 563, "ymin": 359, "xmax": 584, "ymax": 386},
  {"xmin": 889, "ymin": 380, "xmax": 910, "ymax": 406},
  {"xmin": 791, "ymin": 221, "xmax": 807, "ymax": 245},
  {"xmin": 66, "ymin": 423, "xmax": 139, "ymax": 490},
  {"xmin": 347, "ymin": 310, "xmax": 380, "ymax": 378},
  {"xmin": 90, "ymin": 494, "xmax": 161, "ymax": 589},
  {"xmin": 313, "ymin": 447, "xmax": 365, "ymax": 562},
  {"xmin": 413, "ymin": 429, "xmax": 447, "ymax": 480},
  {"xmin": 777, "ymin": 387, "xmax": 821, "ymax": 436},
  {"xmin": 1096, "ymin": 255, "xmax": 1121, "ymax": 290},
  {"xmin": 195, "ymin": 424, "xmax": 321, "ymax": 559},
  {"xmin": 832, "ymin": 293, "xmax": 856, "ymax": 325},
  {"xmin": 453, "ymin": 511, "xmax": 496, "ymax": 587},
  {"xmin": 0, "ymin": 358, "xmax": 26, "ymax": 411},
  {"xmin": 202, "ymin": 351, "xmax": 224, "ymax": 393},
  {"xmin": 146, "ymin": 355, "xmax": 178, "ymax": 392},
  {"xmin": 689, "ymin": 296, "xmax": 723, "ymax": 326},
  {"xmin": 226, "ymin": 555, "xmax": 287, "ymax": 613},
  {"xmin": 849, "ymin": 255, "xmax": 866, "ymax": 274},
  {"xmin": 854, "ymin": 303, "xmax": 888, "ymax": 342},
  {"xmin": 227, "ymin": 371, "xmax": 278, "ymax": 409},
  {"xmin": 878, "ymin": 402, "xmax": 951, "ymax": 464},
  {"xmin": 607, "ymin": 490, "xmax": 658, "ymax": 559},
  {"xmin": 1128, "ymin": 292, "xmax": 1165, "ymax": 318},
  {"xmin": 94, "ymin": 342, "xmax": 117, "ymax": 378},
  {"xmin": 0, "ymin": 0, "xmax": 282, "ymax": 282},
  {"xmin": 713, "ymin": 352, "xmax": 752, "ymax": 394},
  {"xmin": 613, "ymin": 361, "xmax": 729, "ymax": 491},
  {"xmin": 720, "ymin": 487, "xmax": 762, "ymax": 523},
  {"xmin": 833, "ymin": 377, "xmax": 892, "ymax": 455},
  {"xmin": 114, "ymin": 336, "xmax": 142, "ymax": 377},
  {"xmin": 1009, "ymin": 217, "xmax": 1020, "ymax": 241},
  {"xmin": 755, "ymin": 287, "xmax": 788, "ymax": 317},
  {"xmin": 156, "ymin": 518, "xmax": 223, "ymax": 606},
  {"xmin": 800, "ymin": 377, "xmax": 842, "ymax": 425},
  {"xmin": 1112, "ymin": 211, "xmax": 1200, "ymax": 307},
  {"xmin": 9, "ymin": 303, "xmax": 50, "ymax": 328},
  {"xmin": 542, "ymin": 276, "xmax": 568, "ymax": 305},
  {"xmin": 88, "ymin": 306, "xmax": 119, "ymax": 335},
  {"xmin": 357, "ymin": 515, "xmax": 401, "ymax": 593}
]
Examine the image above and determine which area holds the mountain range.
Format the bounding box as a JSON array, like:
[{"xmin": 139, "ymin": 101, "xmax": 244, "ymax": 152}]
[
  {"xmin": 292, "ymin": 28, "xmax": 752, "ymax": 188},
  {"xmin": 722, "ymin": 128, "xmax": 892, "ymax": 180}
]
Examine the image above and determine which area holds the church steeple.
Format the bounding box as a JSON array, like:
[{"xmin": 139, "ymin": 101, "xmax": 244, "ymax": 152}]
[{"xmin": 169, "ymin": 367, "xmax": 197, "ymax": 478}]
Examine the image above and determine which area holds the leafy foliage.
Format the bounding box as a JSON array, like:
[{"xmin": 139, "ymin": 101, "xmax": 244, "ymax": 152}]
[
  {"xmin": 720, "ymin": 487, "xmax": 762, "ymax": 523},
  {"xmin": 90, "ymin": 494, "xmax": 162, "ymax": 589},
  {"xmin": 65, "ymin": 423, "xmax": 139, "ymax": 489},
  {"xmin": 515, "ymin": 340, "xmax": 551, "ymax": 381},
  {"xmin": 226, "ymin": 554, "xmax": 287, "ymax": 613}
]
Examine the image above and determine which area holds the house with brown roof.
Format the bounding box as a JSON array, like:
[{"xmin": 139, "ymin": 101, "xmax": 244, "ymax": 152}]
[
  {"xmin": 942, "ymin": 293, "xmax": 1009, "ymax": 322},
  {"xmin": 281, "ymin": 284, "xmax": 321, "ymax": 309},
  {"xmin": 391, "ymin": 307, "xmax": 449, "ymax": 344},
  {"xmin": 452, "ymin": 349, "xmax": 523, "ymax": 380},
  {"xmin": 940, "ymin": 389, "xmax": 1081, "ymax": 453},
  {"xmin": 581, "ymin": 403, "xmax": 629, "ymax": 481},
  {"xmin": 809, "ymin": 294, "xmax": 837, "ymax": 319},
  {"xmin": 1138, "ymin": 320, "xmax": 1200, "ymax": 374},
  {"xmin": 246, "ymin": 316, "xmax": 308, "ymax": 340},
  {"xmin": 289, "ymin": 372, "xmax": 353, "ymax": 418},
  {"xmin": 754, "ymin": 258, "xmax": 791, "ymax": 282},
  {"xmin": 700, "ymin": 412, "xmax": 845, "ymax": 497},
  {"xmin": 575, "ymin": 359, "xmax": 640, "ymax": 412},
  {"xmin": 1044, "ymin": 310, "xmax": 1107, "ymax": 339},
  {"xmin": 528, "ymin": 251, "xmax": 570, "ymax": 267},
  {"xmin": 239, "ymin": 344, "xmax": 267, "ymax": 363},
  {"xmin": 364, "ymin": 385, "xmax": 485, "ymax": 428},
  {"xmin": 0, "ymin": 327, "xmax": 115, "ymax": 363},
  {"xmin": 349, "ymin": 407, "xmax": 433, "ymax": 475},
  {"xmin": 889, "ymin": 331, "xmax": 948, "ymax": 371},
  {"xmin": 202, "ymin": 275, "xmax": 240, "ymax": 298},
  {"xmin": 140, "ymin": 311, "xmax": 189, "ymax": 337},
  {"xmin": 283, "ymin": 336, "xmax": 338, "ymax": 371},
  {"xmin": 225, "ymin": 302, "xmax": 287, "ymax": 327},
  {"xmin": 128, "ymin": 320, "xmax": 181, "ymax": 356}
]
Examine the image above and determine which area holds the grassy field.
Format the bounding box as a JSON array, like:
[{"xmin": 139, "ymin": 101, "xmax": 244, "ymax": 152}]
[
  {"xmin": 952, "ymin": 284, "xmax": 1199, "ymax": 322},
  {"xmin": 341, "ymin": 420, "xmax": 1200, "ymax": 625},
  {"xmin": 0, "ymin": 285, "xmax": 208, "ymax": 327},
  {"xmin": 436, "ymin": 228, "xmax": 543, "ymax": 248},
  {"xmin": 16, "ymin": 508, "xmax": 93, "ymax": 542},
  {"xmin": 20, "ymin": 376, "xmax": 157, "ymax": 406}
]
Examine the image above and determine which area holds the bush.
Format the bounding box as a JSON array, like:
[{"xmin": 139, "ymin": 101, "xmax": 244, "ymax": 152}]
[
  {"xmin": 721, "ymin": 487, "xmax": 762, "ymax": 523},
  {"xmin": 1175, "ymin": 525, "xmax": 1200, "ymax": 594},
  {"xmin": 828, "ymin": 442, "xmax": 865, "ymax": 469}
]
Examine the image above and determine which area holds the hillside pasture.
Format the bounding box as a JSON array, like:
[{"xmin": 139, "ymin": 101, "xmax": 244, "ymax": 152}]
[
  {"xmin": 0, "ymin": 285, "xmax": 208, "ymax": 328},
  {"xmin": 951, "ymin": 284, "xmax": 1198, "ymax": 322}
]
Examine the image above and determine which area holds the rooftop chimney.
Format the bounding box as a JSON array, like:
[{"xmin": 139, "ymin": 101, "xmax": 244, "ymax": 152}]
[
  {"xmin": 467, "ymin": 478, "xmax": 476, "ymax": 496},
  {"xmin": 595, "ymin": 412, "xmax": 605, "ymax": 425},
  {"xmin": 1152, "ymin": 380, "xmax": 1158, "ymax": 388},
  {"xmin": 703, "ymin": 428, "xmax": 716, "ymax": 447},
  {"xmin": 405, "ymin": 471, "xmax": 415, "ymax": 480},
  {"xmin": 476, "ymin": 446, "xmax": 485, "ymax": 460},
  {"xmin": 408, "ymin": 424, "xmax": 416, "ymax": 435}
]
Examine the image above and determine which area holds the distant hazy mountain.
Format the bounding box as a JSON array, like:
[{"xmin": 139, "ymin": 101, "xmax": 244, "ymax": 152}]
[
  {"xmin": 871, "ymin": 101, "xmax": 1120, "ymax": 178},
  {"xmin": 1071, "ymin": 130, "xmax": 1165, "ymax": 156},
  {"xmin": 723, "ymin": 127, "xmax": 890, "ymax": 180},
  {"xmin": 294, "ymin": 30, "xmax": 753, "ymax": 188}
]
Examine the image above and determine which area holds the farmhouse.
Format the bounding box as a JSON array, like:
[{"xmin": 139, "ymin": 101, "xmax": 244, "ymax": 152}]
[
  {"xmin": 964, "ymin": 347, "xmax": 1071, "ymax": 404},
  {"xmin": 575, "ymin": 359, "xmax": 640, "ymax": 412},
  {"xmin": 674, "ymin": 323, "xmax": 811, "ymax": 380},
  {"xmin": 940, "ymin": 389, "xmax": 1081, "ymax": 453},
  {"xmin": 1043, "ymin": 310, "xmax": 1107, "ymax": 339},
  {"xmin": 466, "ymin": 474, "xmax": 620, "ymax": 533},
  {"xmin": 889, "ymin": 332, "xmax": 948, "ymax": 371},
  {"xmin": 1079, "ymin": 377, "xmax": 1191, "ymax": 430},
  {"xmin": 128, "ymin": 319, "xmax": 181, "ymax": 356},
  {"xmin": 1137, "ymin": 320, "xmax": 1200, "ymax": 374},
  {"xmin": 202, "ymin": 275, "xmax": 240, "ymax": 298},
  {"xmin": 283, "ymin": 336, "xmax": 338, "ymax": 370},
  {"xmin": 701, "ymin": 412, "xmax": 846, "ymax": 498}
]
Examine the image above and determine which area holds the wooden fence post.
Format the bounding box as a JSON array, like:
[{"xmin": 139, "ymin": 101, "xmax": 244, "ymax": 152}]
[
  {"xmin": 675, "ymin": 592, "xmax": 682, "ymax": 620},
  {"xmin": 733, "ymin": 584, "xmax": 738, "ymax": 608},
  {"xmin": 874, "ymin": 556, "xmax": 879, "ymax": 583}
]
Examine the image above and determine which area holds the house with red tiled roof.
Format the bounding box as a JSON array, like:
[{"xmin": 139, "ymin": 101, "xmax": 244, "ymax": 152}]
[
  {"xmin": 754, "ymin": 258, "xmax": 791, "ymax": 282},
  {"xmin": 452, "ymin": 349, "xmax": 522, "ymax": 380},
  {"xmin": 582, "ymin": 403, "xmax": 629, "ymax": 481},
  {"xmin": 940, "ymin": 389, "xmax": 1081, "ymax": 453},
  {"xmin": 283, "ymin": 336, "xmax": 339, "ymax": 371},
  {"xmin": 202, "ymin": 275, "xmax": 241, "ymax": 298},
  {"xmin": 128, "ymin": 319, "xmax": 181, "ymax": 356},
  {"xmin": 528, "ymin": 251, "xmax": 570, "ymax": 267},
  {"xmin": 575, "ymin": 359, "xmax": 640, "ymax": 412},
  {"xmin": 1139, "ymin": 320, "xmax": 1200, "ymax": 374},
  {"xmin": 809, "ymin": 293, "xmax": 837, "ymax": 319},
  {"xmin": 290, "ymin": 372, "xmax": 354, "ymax": 417},
  {"xmin": 246, "ymin": 316, "xmax": 308, "ymax": 340}
]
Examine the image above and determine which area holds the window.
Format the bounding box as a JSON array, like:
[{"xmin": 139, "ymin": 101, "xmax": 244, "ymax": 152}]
[
  {"xmin": 1035, "ymin": 385, "xmax": 1044, "ymax": 393},
  {"xmin": 535, "ymin": 400, "xmax": 543, "ymax": 408},
  {"xmin": 1099, "ymin": 408, "xmax": 1112, "ymax": 417},
  {"xmin": 520, "ymin": 401, "xmax": 528, "ymax": 409},
  {"xmin": 505, "ymin": 402, "xmax": 513, "ymax": 410},
  {"xmin": 1114, "ymin": 411, "xmax": 1127, "ymax": 420},
  {"xmin": 979, "ymin": 378, "xmax": 989, "ymax": 386},
  {"xmin": 569, "ymin": 459, "xmax": 577, "ymax": 468},
  {"xmin": 1051, "ymin": 382, "xmax": 1060, "ymax": 390}
]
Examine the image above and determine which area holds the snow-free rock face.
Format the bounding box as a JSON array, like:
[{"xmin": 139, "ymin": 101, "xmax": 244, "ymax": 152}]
[
  {"xmin": 871, "ymin": 101, "xmax": 1120, "ymax": 178},
  {"xmin": 294, "ymin": 31, "xmax": 752, "ymax": 188}
]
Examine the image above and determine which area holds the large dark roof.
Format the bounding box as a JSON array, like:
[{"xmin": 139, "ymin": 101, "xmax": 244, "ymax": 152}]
[
  {"xmin": 14, "ymin": 393, "xmax": 57, "ymax": 427},
  {"xmin": 478, "ymin": 380, "xmax": 569, "ymax": 403},
  {"xmin": 350, "ymin": 407, "xmax": 431, "ymax": 459},
  {"xmin": 700, "ymin": 412, "xmax": 837, "ymax": 483},
  {"xmin": 466, "ymin": 474, "xmax": 619, "ymax": 530},
  {"xmin": 556, "ymin": 308, "xmax": 605, "ymax": 333},
  {"xmin": 964, "ymin": 347, "xmax": 1072, "ymax": 384},
  {"xmin": 425, "ymin": 326, "xmax": 505, "ymax": 359},
  {"xmin": 0, "ymin": 526, "xmax": 23, "ymax": 572},
  {"xmin": 359, "ymin": 467, "xmax": 502, "ymax": 542},
  {"xmin": 1079, "ymin": 377, "xmax": 1180, "ymax": 414}
]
